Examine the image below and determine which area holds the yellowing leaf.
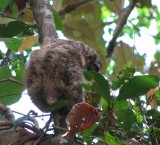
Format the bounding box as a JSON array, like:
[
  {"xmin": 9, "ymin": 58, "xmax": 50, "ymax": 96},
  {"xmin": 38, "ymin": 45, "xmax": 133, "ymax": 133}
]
[
  {"xmin": 0, "ymin": 18, "xmax": 14, "ymax": 24},
  {"xmin": 17, "ymin": 4, "xmax": 34, "ymax": 25},
  {"xmin": 113, "ymin": 42, "xmax": 133, "ymax": 74},
  {"xmin": 104, "ymin": 0, "xmax": 123, "ymax": 14},
  {"xmin": 113, "ymin": 42, "xmax": 145, "ymax": 75},
  {"xmin": 134, "ymin": 54, "xmax": 145, "ymax": 72},
  {"xmin": 18, "ymin": 36, "xmax": 38, "ymax": 52}
]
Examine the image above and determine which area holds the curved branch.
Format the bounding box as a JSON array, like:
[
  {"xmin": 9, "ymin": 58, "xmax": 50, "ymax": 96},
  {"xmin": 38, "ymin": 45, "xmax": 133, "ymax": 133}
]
[
  {"xmin": 106, "ymin": 0, "xmax": 137, "ymax": 57},
  {"xmin": 58, "ymin": 0, "xmax": 94, "ymax": 16}
]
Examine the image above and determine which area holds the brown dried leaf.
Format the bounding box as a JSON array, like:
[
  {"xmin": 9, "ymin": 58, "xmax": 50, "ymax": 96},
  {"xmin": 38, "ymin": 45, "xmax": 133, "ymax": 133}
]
[
  {"xmin": 63, "ymin": 102, "xmax": 101, "ymax": 137},
  {"xmin": 147, "ymin": 87, "xmax": 158, "ymax": 109}
]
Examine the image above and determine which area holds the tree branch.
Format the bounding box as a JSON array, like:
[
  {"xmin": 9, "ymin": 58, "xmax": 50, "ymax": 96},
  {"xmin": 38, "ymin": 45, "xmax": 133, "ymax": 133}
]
[
  {"xmin": 58, "ymin": 0, "xmax": 94, "ymax": 16},
  {"xmin": 30, "ymin": 0, "xmax": 58, "ymax": 45},
  {"xmin": 106, "ymin": 0, "xmax": 137, "ymax": 57}
]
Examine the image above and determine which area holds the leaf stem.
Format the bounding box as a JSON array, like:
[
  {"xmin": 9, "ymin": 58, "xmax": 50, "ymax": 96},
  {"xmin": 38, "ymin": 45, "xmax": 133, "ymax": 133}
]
[{"xmin": 0, "ymin": 78, "xmax": 24, "ymax": 86}]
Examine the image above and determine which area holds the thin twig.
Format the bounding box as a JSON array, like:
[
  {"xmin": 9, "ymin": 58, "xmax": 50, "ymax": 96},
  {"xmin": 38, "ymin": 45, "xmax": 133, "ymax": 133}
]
[
  {"xmin": 58, "ymin": 0, "xmax": 94, "ymax": 16},
  {"xmin": 149, "ymin": 119, "xmax": 160, "ymax": 129},
  {"xmin": 106, "ymin": 0, "xmax": 137, "ymax": 57},
  {"xmin": 19, "ymin": 122, "xmax": 41, "ymax": 134},
  {"xmin": 41, "ymin": 112, "xmax": 53, "ymax": 131},
  {"xmin": 33, "ymin": 113, "xmax": 54, "ymax": 145},
  {"xmin": 53, "ymin": 125, "xmax": 68, "ymax": 131},
  {"xmin": 129, "ymin": 19, "xmax": 160, "ymax": 40},
  {"xmin": 0, "ymin": 78, "xmax": 24, "ymax": 86}
]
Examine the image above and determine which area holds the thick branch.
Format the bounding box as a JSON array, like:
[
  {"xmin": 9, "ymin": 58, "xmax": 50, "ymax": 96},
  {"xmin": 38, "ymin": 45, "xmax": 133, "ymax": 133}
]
[
  {"xmin": 106, "ymin": 0, "xmax": 137, "ymax": 57},
  {"xmin": 58, "ymin": 0, "xmax": 94, "ymax": 16},
  {"xmin": 30, "ymin": 0, "xmax": 58, "ymax": 45}
]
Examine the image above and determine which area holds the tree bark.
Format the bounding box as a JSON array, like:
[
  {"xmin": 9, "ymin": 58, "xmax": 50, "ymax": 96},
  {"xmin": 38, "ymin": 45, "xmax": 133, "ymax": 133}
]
[{"xmin": 30, "ymin": 0, "xmax": 58, "ymax": 45}]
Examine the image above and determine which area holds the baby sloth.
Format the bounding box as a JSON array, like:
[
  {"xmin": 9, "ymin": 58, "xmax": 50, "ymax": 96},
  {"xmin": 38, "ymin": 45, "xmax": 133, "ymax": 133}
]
[{"xmin": 25, "ymin": 39, "xmax": 101, "ymax": 114}]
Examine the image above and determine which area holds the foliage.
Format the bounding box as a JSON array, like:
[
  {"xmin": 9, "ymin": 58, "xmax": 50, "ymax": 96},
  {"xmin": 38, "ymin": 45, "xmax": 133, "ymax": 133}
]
[
  {"xmin": 0, "ymin": 0, "xmax": 160, "ymax": 144},
  {"xmin": 79, "ymin": 69, "xmax": 159, "ymax": 144}
]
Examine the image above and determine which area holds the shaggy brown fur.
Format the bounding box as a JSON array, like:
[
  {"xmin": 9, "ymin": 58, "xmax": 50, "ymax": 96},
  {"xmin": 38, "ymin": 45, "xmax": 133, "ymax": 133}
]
[{"xmin": 25, "ymin": 39, "xmax": 101, "ymax": 113}]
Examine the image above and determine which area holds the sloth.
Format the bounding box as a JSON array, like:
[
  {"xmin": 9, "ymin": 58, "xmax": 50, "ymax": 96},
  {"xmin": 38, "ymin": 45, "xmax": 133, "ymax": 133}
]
[{"xmin": 25, "ymin": 39, "xmax": 101, "ymax": 117}]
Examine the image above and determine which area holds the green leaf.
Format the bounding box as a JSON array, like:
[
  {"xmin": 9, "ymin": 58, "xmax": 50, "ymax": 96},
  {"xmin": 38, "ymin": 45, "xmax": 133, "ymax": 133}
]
[
  {"xmin": 84, "ymin": 71, "xmax": 110, "ymax": 102},
  {"xmin": 47, "ymin": 100, "xmax": 70, "ymax": 111},
  {"xmin": 52, "ymin": 9, "xmax": 63, "ymax": 30},
  {"xmin": 92, "ymin": 125, "xmax": 104, "ymax": 137},
  {"xmin": 12, "ymin": 3, "xmax": 18, "ymax": 14},
  {"xmin": 115, "ymin": 108, "xmax": 136, "ymax": 131},
  {"xmin": 0, "ymin": 21, "xmax": 26, "ymax": 38},
  {"xmin": 5, "ymin": 38, "xmax": 23, "ymax": 52},
  {"xmin": 84, "ymin": 71, "xmax": 93, "ymax": 81},
  {"xmin": 0, "ymin": 65, "xmax": 25, "ymax": 105},
  {"xmin": 80, "ymin": 124, "xmax": 98, "ymax": 144},
  {"xmin": 145, "ymin": 109, "xmax": 160, "ymax": 127},
  {"xmin": 104, "ymin": 131, "xmax": 123, "ymax": 145},
  {"xmin": 114, "ymin": 100, "xmax": 130, "ymax": 111},
  {"xmin": 101, "ymin": 5, "xmax": 112, "ymax": 20},
  {"xmin": 114, "ymin": 100, "xmax": 135, "ymax": 132},
  {"xmin": 112, "ymin": 80, "xmax": 121, "ymax": 90},
  {"xmin": 0, "ymin": 0, "xmax": 9, "ymax": 10},
  {"xmin": 82, "ymin": 83, "xmax": 91, "ymax": 91},
  {"xmin": 137, "ymin": 115, "xmax": 143, "ymax": 123},
  {"xmin": 118, "ymin": 67, "xmax": 135, "ymax": 82},
  {"xmin": 118, "ymin": 75, "xmax": 159, "ymax": 100},
  {"xmin": 13, "ymin": 62, "xmax": 25, "ymax": 81},
  {"xmin": 101, "ymin": 97, "xmax": 108, "ymax": 112},
  {"xmin": 131, "ymin": 122, "xmax": 142, "ymax": 133},
  {"xmin": 145, "ymin": 109, "xmax": 160, "ymax": 120},
  {"xmin": 23, "ymin": 25, "xmax": 34, "ymax": 36},
  {"xmin": 13, "ymin": 115, "xmax": 29, "ymax": 129}
]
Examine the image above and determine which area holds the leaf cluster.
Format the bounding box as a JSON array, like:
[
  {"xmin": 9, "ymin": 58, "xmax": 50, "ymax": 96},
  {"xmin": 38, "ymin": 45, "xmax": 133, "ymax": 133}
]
[{"xmin": 78, "ymin": 69, "xmax": 160, "ymax": 144}]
